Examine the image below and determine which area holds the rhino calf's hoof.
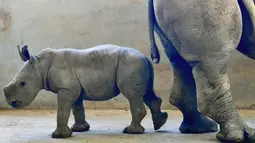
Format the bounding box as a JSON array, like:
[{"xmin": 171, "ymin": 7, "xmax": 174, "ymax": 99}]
[
  {"xmin": 153, "ymin": 112, "xmax": 168, "ymax": 130},
  {"xmin": 71, "ymin": 122, "xmax": 90, "ymax": 132},
  {"xmin": 122, "ymin": 124, "xmax": 145, "ymax": 134},
  {"xmin": 51, "ymin": 126, "xmax": 73, "ymax": 138}
]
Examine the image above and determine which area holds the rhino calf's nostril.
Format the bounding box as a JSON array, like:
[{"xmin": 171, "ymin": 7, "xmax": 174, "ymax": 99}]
[{"xmin": 11, "ymin": 101, "xmax": 17, "ymax": 107}]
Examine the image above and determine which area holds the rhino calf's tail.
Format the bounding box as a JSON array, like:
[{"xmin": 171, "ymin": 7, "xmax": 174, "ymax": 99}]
[{"xmin": 145, "ymin": 56, "xmax": 155, "ymax": 90}]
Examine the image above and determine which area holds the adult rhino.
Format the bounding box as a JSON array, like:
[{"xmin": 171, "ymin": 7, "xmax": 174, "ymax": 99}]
[{"xmin": 148, "ymin": 0, "xmax": 255, "ymax": 142}]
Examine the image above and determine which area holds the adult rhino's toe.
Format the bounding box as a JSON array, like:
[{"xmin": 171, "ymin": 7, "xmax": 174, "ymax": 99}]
[
  {"xmin": 179, "ymin": 113, "xmax": 218, "ymax": 133},
  {"xmin": 216, "ymin": 130, "xmax": 244, "ymax": 143}
]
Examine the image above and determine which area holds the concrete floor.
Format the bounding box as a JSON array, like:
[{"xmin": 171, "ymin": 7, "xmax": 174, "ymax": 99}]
[{"xmin": 1, "ymin": 110, "xmax": 255, "ymax": 143}]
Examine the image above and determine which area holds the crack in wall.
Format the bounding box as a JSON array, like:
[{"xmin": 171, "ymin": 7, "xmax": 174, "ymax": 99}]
[
  {"xmin": 0, "ymin": 7, "xmax": 11, "ymax": 41},
  {"xmin": 0, "ymin": 7, "xmax": 11, "ymax": 32}
]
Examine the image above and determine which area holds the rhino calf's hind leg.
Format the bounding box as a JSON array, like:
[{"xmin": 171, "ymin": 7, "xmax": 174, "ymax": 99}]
[
  {"xmin": 143, "ymin": 89, "xmax": 168, "ymax": 130},
  {"xmin": 71, "ymin": 94, "xmax": 90, "ymax": 132},
  {"xmin": 52, "ymin": 89, "xmax": 78, "ymax": 138},
  {"xmin": 169, "ymin": 56, "xmax": 218, "ymax": 133},
  {"xmin": 122, "ymin": 96, "xmax": 147, "ymax": 134}
]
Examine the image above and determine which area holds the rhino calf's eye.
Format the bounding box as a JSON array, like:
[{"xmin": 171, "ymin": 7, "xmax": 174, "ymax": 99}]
[{"xmin": 20, "ymin": 82, "xmax": 26, "ymax": 86}]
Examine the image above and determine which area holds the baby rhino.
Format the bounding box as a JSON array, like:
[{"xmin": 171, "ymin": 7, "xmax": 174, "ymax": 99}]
[{"xmin": 3, "ymin": 44, "xmax": 168, "ymax": 138}]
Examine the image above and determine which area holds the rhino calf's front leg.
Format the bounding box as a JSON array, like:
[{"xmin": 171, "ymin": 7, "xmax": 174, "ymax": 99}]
[
  {"xmin": 71, "ymin": 95, "xmax": 90, "ymax": 132},
  {"xmin": 52, "ymin": 89, "xmax": 78, "ymax": 138}
]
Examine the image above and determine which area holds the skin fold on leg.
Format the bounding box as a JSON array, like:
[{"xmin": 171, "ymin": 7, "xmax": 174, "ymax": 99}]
[{"xmin": 192, "ymin": 55, "xmax": 255, "ymax": 143}]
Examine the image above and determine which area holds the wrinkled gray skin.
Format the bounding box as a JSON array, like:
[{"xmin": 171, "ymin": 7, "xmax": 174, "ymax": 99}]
[
  {"xmin": 148, "ymin": 0, "xmax": 255, "ymax": 142},
  {"xmin": 3, "ymin": 44, "xmax": 168, "ymax": 138}
]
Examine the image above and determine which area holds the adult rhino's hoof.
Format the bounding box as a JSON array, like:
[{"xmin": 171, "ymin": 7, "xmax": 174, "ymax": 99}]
[
  {"xmin": 122, "ymin": 124, "xmax": 145, "ymax": 134},
  {"xmin": 180, "ymin": 113, "xmax": 218, "ymax": 133},
  {"xmin": 71, "ymin": 122, "xmax": 90, "ymax": 132},
  {"xmin": 217, "ymin": 130, "xmax": 243, "ymax": 143},
  {"xmin": 216, "ymin": 128, "xmax": 255, "ymax": 143},
  {"xmin": 51, "ymin": 126, "xmax": 72, "ymax": 138},
  {"xmin": 153, "ymin": 112, "xmax": 168, "ymax": 130}
]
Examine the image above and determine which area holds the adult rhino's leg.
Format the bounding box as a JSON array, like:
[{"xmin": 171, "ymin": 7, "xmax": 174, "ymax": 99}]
[
  {"xmin": 169, "ymin": 54, "xmax": 218, "ymax": 133},
  {"xmin": 155, "ymin": 29, "xmax": 218, "ymax": 133},
  {"xmin": 71, "ymin": 94, "xmax": 90, "ymax": 132},
  {"xmin": 52, "ymin": 89, "xmax": 78, "ymax": 138},
  {"xmin": 192, "ymin": 55, "xmax": 255, "ymax": 143}
]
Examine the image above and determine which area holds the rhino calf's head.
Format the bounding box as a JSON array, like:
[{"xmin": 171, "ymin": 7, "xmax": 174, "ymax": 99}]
[{"xmin": 3, "ymin": 45, "xmax": 43, "ymax": 109}]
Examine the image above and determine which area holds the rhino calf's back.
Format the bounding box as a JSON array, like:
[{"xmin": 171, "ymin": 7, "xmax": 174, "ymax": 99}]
[{"xmin": 47, "ymin": 44, "xmax": 153, "ymax": 101}]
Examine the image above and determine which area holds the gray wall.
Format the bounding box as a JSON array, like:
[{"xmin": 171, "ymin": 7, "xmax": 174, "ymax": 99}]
[{"xmin": 0, "ymin": 0, "xmax": 255, "ymax": 110}]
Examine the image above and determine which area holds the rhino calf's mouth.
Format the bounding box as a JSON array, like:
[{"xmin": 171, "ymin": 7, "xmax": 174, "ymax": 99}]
[{"xmin": 9, "ymin": 100, "xmax": 22, "ymax": 108}]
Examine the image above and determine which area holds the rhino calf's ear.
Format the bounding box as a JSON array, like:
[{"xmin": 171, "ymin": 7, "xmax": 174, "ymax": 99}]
[
  {"xmin": 17, "ymin": 45, "xmax": 26, "ymax": 61},
  {"xmin": 17, "ymin": 45, "xmax": 31, "ymax": 62},
  {"xmin": 21, "ymin": 45, "xmax": 30, "ymax": 61}
]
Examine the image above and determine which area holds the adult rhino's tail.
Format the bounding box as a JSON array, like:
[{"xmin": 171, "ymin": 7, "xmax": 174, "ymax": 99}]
[
  {"xmin": 148, "ymin": 0, "xmax": 176, "ymax": 64},
  {"xmin": 148, "ymin": 0, "xmax": 160, "ymax": 64}
]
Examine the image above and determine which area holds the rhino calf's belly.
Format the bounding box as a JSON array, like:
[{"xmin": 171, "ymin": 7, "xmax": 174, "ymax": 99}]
[{"xmin": 80, "ymin": 86, "xmax": 120, "ymax": 101}]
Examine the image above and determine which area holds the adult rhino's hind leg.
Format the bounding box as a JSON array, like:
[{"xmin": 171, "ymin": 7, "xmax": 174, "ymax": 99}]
[
  {"xmin": 159, "ymin": 33, "xmax": 218, "ymax": 133},
  {"xmin": 71, "ymin": 94, "xmax": 90, "ymax": 132},
  {"xmin": 192, "ymin": 55, "xmax": 255, "ymax": 143},
  {"xmin": 169, "ymin": 55, "xmax": 218, "ymax": 133}
]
